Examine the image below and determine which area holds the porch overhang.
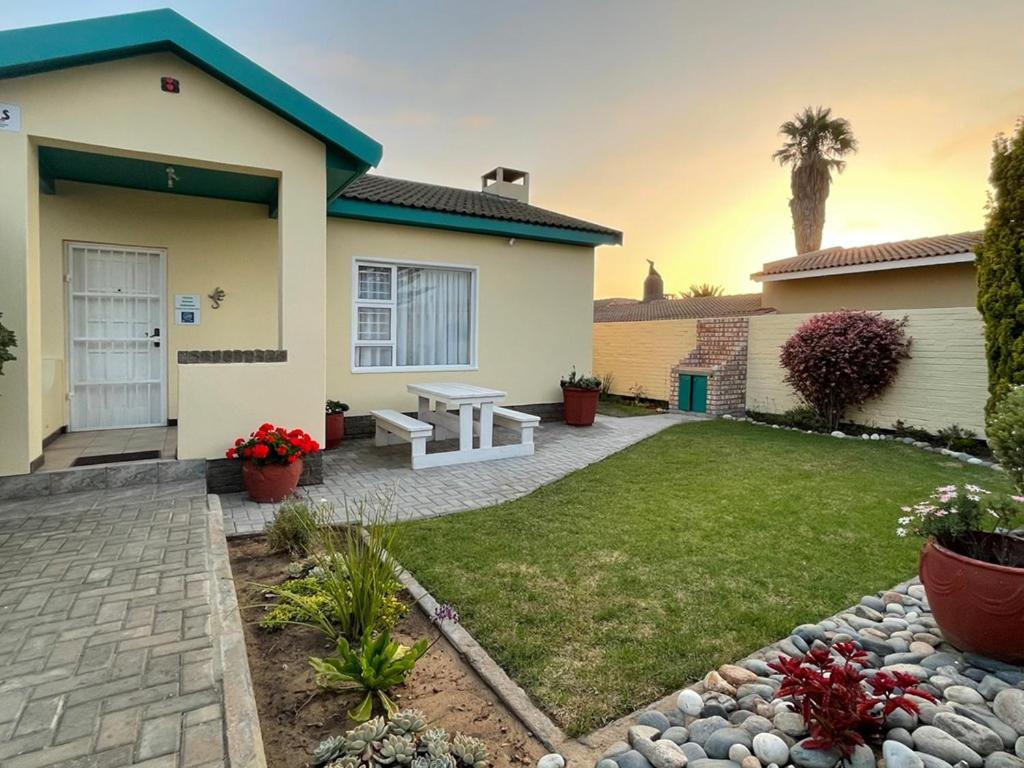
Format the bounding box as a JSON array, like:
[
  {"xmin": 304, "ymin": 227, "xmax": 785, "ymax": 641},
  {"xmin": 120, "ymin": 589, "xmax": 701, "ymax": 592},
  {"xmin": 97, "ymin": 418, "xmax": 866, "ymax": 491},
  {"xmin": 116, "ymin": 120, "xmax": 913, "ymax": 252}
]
[
  {"xmin": 0, "ymin": 8, "xmax": 382, "ymax": 196},
  {"xmin": 38, "ymin": 146, "xmax": 281, "ymax": 216}
]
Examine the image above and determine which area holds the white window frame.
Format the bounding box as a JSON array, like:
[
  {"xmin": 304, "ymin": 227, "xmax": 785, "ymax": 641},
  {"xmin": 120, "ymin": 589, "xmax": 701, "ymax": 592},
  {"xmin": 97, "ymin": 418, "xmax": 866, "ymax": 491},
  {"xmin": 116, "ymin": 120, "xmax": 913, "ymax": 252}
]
[{"xmin": 351, "ymin": 257, "xmax": 479, "ymax": 373}]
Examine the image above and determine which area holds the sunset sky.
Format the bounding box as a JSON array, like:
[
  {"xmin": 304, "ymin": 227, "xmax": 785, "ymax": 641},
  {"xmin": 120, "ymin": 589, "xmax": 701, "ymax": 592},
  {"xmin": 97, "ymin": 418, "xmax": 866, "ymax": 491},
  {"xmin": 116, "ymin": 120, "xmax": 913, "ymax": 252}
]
[{"xmin": 5, "ymin": 1, "xmax": 1024, "ymax": 298}]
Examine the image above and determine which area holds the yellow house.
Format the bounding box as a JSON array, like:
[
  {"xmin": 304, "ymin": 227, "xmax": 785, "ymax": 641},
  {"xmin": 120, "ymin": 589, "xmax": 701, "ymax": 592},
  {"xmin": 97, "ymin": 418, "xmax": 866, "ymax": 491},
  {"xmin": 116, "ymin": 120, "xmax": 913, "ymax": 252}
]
[{"xmin": 0, "ymin": 10, "xmax": 620, "ymax": 480}]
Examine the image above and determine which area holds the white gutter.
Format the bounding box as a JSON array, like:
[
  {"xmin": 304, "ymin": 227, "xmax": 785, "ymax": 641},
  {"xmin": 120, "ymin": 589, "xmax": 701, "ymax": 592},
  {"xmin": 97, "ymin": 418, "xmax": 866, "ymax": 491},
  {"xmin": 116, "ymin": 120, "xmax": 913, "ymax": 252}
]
[{"xmin": 752, "ymin": 251, "xmax": 976, "ymax": 283}]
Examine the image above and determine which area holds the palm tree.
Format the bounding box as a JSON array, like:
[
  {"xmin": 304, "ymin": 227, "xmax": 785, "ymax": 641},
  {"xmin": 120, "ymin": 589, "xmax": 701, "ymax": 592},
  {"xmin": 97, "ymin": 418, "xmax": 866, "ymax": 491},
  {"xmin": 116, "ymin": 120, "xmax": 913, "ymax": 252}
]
[
  {"xmin": 773, "ymin": 106, "xmax": 858, "ymax": 254},
  {"xmin": 682, "ymin": 283, "xmax": 724, "ymax": 298}
]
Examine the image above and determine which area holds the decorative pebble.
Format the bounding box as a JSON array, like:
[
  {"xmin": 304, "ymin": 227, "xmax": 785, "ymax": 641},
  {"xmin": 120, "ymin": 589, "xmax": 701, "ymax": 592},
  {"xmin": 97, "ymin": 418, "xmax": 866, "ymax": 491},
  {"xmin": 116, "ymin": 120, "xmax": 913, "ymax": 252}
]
[
  {"xmin": 885, "ymin": 739, "xmax": 926, "ymax": 768},
  {"xmin": 704, "ymin": 728, "xmax": 752, "ymax": 760},
  {"xmin": 740, "ymin": 757, "xmax": 761, "ymax": 768},
  {"xmin": 661, "ymin": 727, "xmax": 689, "ymax": 745},
  {"xmin": 946, "ymin": 686, "xmax": 987, "ymax": 706},
  {"xmin": 751, "ymin": 733, "xmax": 789, "ymax": 765},
  {"xmin": 994, "ymin": 689, "xmax": 1024, "ymax": 734},
  {"xmin": 718, "ymin": 664, "xmax": 758, "ymax": 687},
  {"xmin": 984, "ymin": 753, "xmax": 1024, "ymax": 768},
  {"xmin": 791, "ymin": 739, "xmax": 842, "ymax": 768},
  {"xmin": 538, "ymin": 755, "xmax": 566, "ymax": 768},
  {"xmin": 612, "ymin": 752, "xmax": 652, "ymax": 768},
  {"xmin": 932, "ymin": 712, "xmax": 1004, "ymax": 756},
  {"xmin": 727, "ymin": 744, "xmax": 751, "ymax": 763},
  {"xmin": 914, "ymin": 725, "xmax": 985, "ymax": 768},
  {"xmin": 637, "ymin": 711, "xmax": 672, "ymax": 733},
  {"xmin": 677, "ymin": 689, "xmax": 703, "ymax": 717},
  {"xmin": 680, "ymin": 743, "xmax": 708, "ymax": 763},
  {"xmin": 689, "ymin": 717, "xmax": 731, "ymax": 747}
]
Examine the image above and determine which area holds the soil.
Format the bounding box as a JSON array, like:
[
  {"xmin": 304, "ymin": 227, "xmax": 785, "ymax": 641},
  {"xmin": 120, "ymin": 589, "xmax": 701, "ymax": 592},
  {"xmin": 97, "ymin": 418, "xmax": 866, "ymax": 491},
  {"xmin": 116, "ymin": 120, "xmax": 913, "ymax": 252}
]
[{"xmin": 228, "ymin": 537, "xmax": 546, "ymax": 768}]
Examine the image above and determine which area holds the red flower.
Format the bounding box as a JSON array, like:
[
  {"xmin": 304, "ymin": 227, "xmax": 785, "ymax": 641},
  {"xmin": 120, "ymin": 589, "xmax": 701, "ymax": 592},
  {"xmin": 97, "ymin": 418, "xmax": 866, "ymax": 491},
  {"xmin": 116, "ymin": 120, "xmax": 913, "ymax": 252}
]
[
  {"xmin": 252, "ymin": 444, "xmax": 269, "ymax": 460},
  {"xmin": 225, "ymin": 448, "xmax": 236, "ymax": 459},
  {"xmin": 259, "ymin": 422, "xmax": 274, "ymax": 432},
  {"xmin": 287, "ymin": 454, "xmax": 298, "ymax": 464},
  {"xmin": 243, "ymin": 447, "xmax": 253, "ymax": 458},
  {"xmin": 276, "ymin": 445, "xmax": 287, "ymax": 456},
  {"xmin": 234, "ymin": 438, "xmax": 244, "ymax": 447}
]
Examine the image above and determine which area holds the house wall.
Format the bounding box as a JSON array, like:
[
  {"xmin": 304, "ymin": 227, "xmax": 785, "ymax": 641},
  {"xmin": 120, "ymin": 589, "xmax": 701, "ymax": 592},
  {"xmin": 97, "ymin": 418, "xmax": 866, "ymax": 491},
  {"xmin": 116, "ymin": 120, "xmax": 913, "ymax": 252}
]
[
  {"xmin": 326, "ymin": 219, "xmax": 595, "ymax": 414},
  {"xmin": 0, "ymin": 51, "xmax": 327, "ymax": 473},
  {"xmin": 746, "ymin": 307, "xmax": 988, "ymax": 435},
  {"xmin": 761, "ymin": 262, "xmax": 977, "ymax": 314},
  {"xmin": 592, "ymin": 319, "xmax": 697, "ymax": 402},
  {"xmin": 37, "ymin": 182, "xmax": 280, "ymax": 434}
]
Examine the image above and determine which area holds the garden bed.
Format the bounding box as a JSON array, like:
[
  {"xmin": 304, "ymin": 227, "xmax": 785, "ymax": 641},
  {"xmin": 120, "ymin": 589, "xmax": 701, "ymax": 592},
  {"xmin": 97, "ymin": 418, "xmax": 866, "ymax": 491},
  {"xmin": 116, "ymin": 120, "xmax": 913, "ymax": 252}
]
[{"xmin": 228, "ymin": 536, "xmax": 545, "ymax": 768}]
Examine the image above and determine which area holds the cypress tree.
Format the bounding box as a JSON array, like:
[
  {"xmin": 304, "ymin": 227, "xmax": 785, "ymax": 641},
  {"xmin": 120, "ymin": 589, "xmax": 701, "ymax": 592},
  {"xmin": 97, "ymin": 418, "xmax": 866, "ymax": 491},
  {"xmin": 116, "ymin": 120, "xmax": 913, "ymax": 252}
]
[{"xmin": 978, "ymin": 118, "xmax": 1024, "ymax": 417}]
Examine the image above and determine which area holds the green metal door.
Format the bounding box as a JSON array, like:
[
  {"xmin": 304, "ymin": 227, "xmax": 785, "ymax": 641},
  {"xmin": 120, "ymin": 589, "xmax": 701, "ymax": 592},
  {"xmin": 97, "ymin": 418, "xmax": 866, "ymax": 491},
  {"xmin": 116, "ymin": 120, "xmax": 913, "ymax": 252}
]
[
  {"xmin": 691, "ymin": 375, "xmax": 708, "ymax": 413},
  {"xmin": 678, "ymin": 374, "xmax": 692, "ymax": 411}
]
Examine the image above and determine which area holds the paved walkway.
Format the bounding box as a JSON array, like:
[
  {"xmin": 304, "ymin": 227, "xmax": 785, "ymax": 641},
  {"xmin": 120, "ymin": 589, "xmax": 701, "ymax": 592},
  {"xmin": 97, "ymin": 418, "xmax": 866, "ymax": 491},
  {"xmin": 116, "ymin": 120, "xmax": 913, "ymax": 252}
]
[
  {"xmin": 221, "ymin": 412, "xmax": 698, "ymax": 534},
  {"xmin": 0, "ymin": 481, "xmax": 230, "ymax": 768}
]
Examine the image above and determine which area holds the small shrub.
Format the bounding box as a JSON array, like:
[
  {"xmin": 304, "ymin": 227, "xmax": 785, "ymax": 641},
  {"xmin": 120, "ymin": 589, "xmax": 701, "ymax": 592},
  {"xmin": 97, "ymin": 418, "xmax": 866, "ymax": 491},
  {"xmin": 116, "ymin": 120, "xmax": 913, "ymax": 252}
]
[
  {"xmin": 311, "ymin": 629, "xmax": 428, "ymax": 720},
  {"xmin": 560, "ymin": 367, "xmax": 602, "ymax": 391},
  {"xmin": 780, "ymin": 310, "xmax": 911, "ymax": 430},
  {"xmin": 627, "ymin": 382, "xmax": 647, "ymax": 406},
  {"xmin": 988, "ymin": 387, "xmax": 1024, "ymax": 491},
  {"xmin": 892, "ymin": 420, "xmax": 933, "ymax": 443},
  {"xmin": 936, "ymin": 424, "xmax": 978, "ymax": 453},
  {"xmin": 326, "ymin": 399, "xmax": 350, "ymax": 415},
  {"xmin": 310, "ymin": 710, "xmax": 488, "ymax": 768},
  {"xmin": 266, "ymin": 498, "xmax": 326, "ymax": 555},
  {"xmin": 257, "ymin": 572, "xmax": 405, "ymax": 635},
  {"xmin": 771, "ymin": 642, "xmax": 933, "ymax": 757},
  {"xmin": 600, "ymin": 372, "xmax": 615, "ymax": 397},
  {"xmin": 744, "ymin": 406, "xmax": 827, "ymax": 432},
  {"xmin": 0, "ymin": 312, "xmax": 16, "ymax": 376}
]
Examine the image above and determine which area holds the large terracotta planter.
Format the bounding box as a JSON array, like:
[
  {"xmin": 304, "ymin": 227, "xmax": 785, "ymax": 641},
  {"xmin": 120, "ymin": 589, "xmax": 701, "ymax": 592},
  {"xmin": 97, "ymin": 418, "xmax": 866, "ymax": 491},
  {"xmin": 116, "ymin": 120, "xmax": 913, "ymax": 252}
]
[
  {"xmin": 919, "ymin": 535, "xmax": 1024, "ymax": 664},
  {"xmin": 241, "ymin": 459, "xmax": 303, "ymax": 503},
  {"xmin": 325, "ymin": 413, "xmax": 345, "ymax": 450},
  {"xmin": 563, "ymin": 387, "xmax": 600, "ymax": 427}
]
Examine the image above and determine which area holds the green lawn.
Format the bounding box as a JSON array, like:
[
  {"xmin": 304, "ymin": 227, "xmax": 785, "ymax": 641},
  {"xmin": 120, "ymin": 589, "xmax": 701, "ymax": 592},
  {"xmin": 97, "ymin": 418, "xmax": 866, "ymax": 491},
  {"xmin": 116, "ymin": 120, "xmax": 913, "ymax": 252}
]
[{"xmin": 395, "ymin": 420, "xmax": 1009, "ymax": 736}]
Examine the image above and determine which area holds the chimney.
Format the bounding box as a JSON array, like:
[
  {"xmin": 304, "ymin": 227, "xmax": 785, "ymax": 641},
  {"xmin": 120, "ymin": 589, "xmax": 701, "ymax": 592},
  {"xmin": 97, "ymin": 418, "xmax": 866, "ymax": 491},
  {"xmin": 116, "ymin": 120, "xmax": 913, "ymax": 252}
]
[
  {"xmin": 643, "ymin": 260, "xmax": 665, "ymax": 302},
  {"xmin": 481, "ymin": 167, "xmax": 530, "ymax": 203}
]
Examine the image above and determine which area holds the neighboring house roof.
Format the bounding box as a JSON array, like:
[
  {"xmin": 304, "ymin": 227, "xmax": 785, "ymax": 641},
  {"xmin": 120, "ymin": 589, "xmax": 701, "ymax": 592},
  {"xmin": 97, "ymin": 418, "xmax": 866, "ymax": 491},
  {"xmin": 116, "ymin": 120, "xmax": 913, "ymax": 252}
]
[
  {"xmin": 594, "ymin": 293, "xmax": 772, "ymax": 323},
  {"xmin": 0, "ymin": 8, "xmax": 382, "ymax": 187},
  {"xmin": 753, "ymin": 231, "xmax": 982, "ymax": 282},
  {"xmin": 331, "ymin": 175, "xmax": 623, "ymax": 247}
]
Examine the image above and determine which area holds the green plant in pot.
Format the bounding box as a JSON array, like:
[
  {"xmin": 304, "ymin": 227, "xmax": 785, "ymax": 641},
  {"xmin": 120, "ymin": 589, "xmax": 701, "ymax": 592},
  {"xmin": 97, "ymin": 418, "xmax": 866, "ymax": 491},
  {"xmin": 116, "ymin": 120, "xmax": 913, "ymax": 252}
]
[
  {"xmin": 560, "ymin": 367, "xmax": 602, "ymax": 427},
  {"xmin": 903, "ymin": 394, "xmax": 1024, "ymax": 663},
  {"xmin": 0, "ymin": 312, "xmax": 16, "ymax": 377},
  {"xmin": 326, "ymin": 399, "xmax": 350, "ymax": 450}
]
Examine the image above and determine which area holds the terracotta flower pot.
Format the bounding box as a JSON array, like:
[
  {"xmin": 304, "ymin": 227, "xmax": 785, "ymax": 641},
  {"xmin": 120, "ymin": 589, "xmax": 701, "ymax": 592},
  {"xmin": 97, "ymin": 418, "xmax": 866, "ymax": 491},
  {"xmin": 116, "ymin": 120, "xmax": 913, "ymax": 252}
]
[
  {"xmin": 563, "ymin": 387, "xmax": 600, "ymax": 427},
  {"xmin": 241, "ymin": 459, "xmax": 303, "ymax": 503},
  {"xmin": 919, "ymin": 535, "xmax": 1024, "ymax": 664},
  {"xmin": 325, "ymin": 412, "xmax": 345, "ymax": 450}
]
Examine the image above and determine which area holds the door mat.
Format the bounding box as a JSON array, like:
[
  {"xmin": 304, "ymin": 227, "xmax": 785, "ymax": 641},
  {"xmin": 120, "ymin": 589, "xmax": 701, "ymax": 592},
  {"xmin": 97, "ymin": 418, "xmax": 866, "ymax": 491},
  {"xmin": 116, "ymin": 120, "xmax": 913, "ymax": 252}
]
[{"xmin": 72, "ymin": 450, "xmax": 162, "ymax": 467}]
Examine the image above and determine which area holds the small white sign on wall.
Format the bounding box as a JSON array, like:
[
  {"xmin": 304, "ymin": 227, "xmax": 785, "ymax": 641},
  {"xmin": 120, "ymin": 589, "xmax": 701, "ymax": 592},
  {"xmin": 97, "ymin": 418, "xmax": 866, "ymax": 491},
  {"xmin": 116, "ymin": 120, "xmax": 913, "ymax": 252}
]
[
  {"xmin": 174, "ymin": 294, "xmax": 201, "ymax": 310},
  {"xmin": 0, "ymin": 103, "xmax": 21, "ymax": 133}
]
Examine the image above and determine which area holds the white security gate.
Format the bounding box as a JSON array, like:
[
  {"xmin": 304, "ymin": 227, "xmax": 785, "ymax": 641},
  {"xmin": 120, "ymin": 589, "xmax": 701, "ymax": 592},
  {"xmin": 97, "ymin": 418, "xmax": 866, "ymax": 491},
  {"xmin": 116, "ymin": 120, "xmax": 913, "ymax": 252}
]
[{"xmin": 67, "ymin": 242, "xmax": 167, "ymax": 431}]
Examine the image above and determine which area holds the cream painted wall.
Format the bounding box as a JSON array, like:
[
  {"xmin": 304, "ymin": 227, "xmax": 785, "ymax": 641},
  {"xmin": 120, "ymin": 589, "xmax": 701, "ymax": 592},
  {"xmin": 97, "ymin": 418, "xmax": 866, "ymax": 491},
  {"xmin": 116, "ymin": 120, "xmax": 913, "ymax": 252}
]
[
  {"xmin": 761, "ymin": 263, "xmax": 977, "ymax": 314},
  {"xmin": 746, "ymin": 307, "xmax": 988, "ymax": 435},
  {"xmin": 38, "ymin": 181, "xmax": 280, "ymax": 433},
  {"xmin": 593, "ymin": 319, "xmax": 697, "ymax": 402},
  {"xmin": 0, "ymin": 51, "xmax": 327, "ymax": 470},
  {"xmin": 326, "ymin": 219, "xmax": 595, "ymax": 414}
]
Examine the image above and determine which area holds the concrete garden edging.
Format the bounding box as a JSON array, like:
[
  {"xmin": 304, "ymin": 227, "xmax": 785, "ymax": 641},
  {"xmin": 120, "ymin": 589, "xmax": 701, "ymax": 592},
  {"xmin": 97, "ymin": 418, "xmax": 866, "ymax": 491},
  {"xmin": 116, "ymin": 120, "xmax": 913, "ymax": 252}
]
[{"xmin": 205, "ymin": 493, "xmax": 269, "ymax": 768}]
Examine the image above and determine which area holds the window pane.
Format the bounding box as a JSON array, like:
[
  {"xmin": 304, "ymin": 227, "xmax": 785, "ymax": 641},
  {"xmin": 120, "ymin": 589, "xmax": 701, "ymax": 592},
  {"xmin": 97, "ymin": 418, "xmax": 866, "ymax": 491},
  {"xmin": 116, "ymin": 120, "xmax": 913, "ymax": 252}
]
[
  {"xmin": 358, "ymin": 265, "xmax": 392, "ymax": 300},
  {"xmin": 357, "ymin": 306, "xmax": 391, "ymax": 341},
  {"xmin": 355, "ymin": 346, "xmax": 393, "ymax": 367},
  {"xmin": 395, "ymin": 267, "xmax": 471, "ymax": 366}
]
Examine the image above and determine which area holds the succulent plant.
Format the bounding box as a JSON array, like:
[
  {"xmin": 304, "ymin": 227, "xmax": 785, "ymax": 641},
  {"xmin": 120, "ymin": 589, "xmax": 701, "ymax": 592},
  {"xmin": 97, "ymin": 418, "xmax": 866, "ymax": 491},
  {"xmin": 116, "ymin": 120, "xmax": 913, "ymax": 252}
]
[
  {"xmin": 419, "ymin": 729, "xmax": 451, "ymax": 758},
  {"xmin": 411, "ymin": 756, "xmax": 457, "ymax": 768},
  {"xmin": 451, "ymin": 735, "xmax": 487, "ymax": 768},
  {"xmin": 312, "ymin": 735, "xmax": 347, "ymax": 767},
  {"xmin": 345, "ymin": 717, "xmax": 390, "ymax": 762},
  {"xmin": 388, "ymin": 709, "xmax": 428, "ymax": 737},
  {"xmin": 378, "ymin": 734, "xmax": 417, "ymax": 765},
  {"xmin": 326, "ymin": 757, "xmax": 360, "ymax": 768}
]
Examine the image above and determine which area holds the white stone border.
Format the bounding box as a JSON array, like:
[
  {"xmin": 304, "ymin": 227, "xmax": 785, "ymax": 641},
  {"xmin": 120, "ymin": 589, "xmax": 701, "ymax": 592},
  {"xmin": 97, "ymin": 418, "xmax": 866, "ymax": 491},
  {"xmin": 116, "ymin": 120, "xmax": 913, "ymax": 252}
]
[
  {"xmin": 722, "ymin": 414, "xmax": 1002, "ymax": 470},
  {"xmin": 206, "ymin": 493, "xmax": 269, "ymax": 768}
]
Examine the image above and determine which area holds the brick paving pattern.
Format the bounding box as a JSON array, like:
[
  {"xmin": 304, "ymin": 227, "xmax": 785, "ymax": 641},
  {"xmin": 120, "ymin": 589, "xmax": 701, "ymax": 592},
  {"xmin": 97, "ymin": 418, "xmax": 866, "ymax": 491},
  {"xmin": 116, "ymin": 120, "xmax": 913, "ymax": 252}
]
[
  {"xmin": 221, "ymin": 412, "xmax": 698, "ymax": 534},
  {"xmin": 0, "ymin": 481, "xmax": 228, "ymax": 768}
]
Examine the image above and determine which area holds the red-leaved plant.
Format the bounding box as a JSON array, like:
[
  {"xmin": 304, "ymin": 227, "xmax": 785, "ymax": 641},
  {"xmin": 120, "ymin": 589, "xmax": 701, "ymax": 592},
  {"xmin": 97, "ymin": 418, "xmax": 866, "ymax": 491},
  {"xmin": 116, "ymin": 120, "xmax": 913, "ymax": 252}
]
[
  {"xmin": 770, "ymin": 642, "xmax": 935, "ymax": 757},
  {"xmin": 226, "ymin": 423, "xmax": 320, "ymax": 465},
  {"xmin": 779, "ymin": 310, "xmax": 911, "ymax": 430}
]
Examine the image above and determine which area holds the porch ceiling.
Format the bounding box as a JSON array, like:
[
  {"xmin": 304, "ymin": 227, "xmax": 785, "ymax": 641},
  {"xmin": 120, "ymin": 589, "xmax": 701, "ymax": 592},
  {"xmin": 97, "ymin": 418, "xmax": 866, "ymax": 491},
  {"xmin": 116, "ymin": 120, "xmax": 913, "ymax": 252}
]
[{"xmin": 38, "ymin": 146, "xmax": 279, "ymax": 214}]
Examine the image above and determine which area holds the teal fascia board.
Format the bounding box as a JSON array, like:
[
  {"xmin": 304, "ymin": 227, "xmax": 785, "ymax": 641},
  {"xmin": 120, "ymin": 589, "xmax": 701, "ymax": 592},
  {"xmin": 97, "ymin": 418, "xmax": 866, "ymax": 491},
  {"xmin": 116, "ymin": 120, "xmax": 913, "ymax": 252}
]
[
  {"xmin": 0, "ymin": 9, "xmax": 383, "ymax": 172},
  {"xmin": 328, "ymin": 199, "xmax": 623, "ymax": 247}
]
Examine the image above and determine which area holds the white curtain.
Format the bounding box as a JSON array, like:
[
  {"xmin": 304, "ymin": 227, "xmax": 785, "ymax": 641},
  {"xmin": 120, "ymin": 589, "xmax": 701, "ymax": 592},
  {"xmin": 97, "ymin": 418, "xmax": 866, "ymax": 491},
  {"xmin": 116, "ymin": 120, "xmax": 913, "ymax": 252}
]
[{"xmin": 396, "ymin": 267, "xmax": 471, "ymax": 366}]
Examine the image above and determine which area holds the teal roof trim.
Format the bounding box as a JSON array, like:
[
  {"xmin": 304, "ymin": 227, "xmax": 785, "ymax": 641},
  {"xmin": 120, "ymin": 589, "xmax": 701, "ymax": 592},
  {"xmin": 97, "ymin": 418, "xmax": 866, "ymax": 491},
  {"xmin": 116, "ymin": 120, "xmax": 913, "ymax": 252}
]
[
  {"xmin": 329, "ymin": 199, "xmax": 623, "ymax": 247},
  {"xmin": 0, "ymin": 9, "xmax": 382, "ymax": 170}
]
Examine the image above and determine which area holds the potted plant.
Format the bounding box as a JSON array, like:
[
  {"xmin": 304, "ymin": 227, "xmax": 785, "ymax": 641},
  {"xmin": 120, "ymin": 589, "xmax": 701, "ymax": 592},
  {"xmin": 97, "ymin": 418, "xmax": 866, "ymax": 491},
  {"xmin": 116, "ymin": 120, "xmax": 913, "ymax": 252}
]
[
  {"xmin": 900, "ymin": 484, "xmax": 1024, "ymax": 663},
  {"xmin": 325, "ymin": 400, "xmax": 349, "ymax": 450},
  {"xmin": 226, "ymin": 422, "xmax": 320, "ymax": 503},
  {"xmin": 561, "ymin": 368, "xmax": 602, "ymax": 427}
]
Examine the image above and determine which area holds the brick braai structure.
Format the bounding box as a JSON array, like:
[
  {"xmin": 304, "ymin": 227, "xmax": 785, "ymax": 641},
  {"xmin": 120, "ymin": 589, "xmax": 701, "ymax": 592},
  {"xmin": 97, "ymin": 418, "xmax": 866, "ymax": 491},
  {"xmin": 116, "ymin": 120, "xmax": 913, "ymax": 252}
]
[{"xmin": 670, "ymin": 317, "xmax": 749, "ymax": 416}]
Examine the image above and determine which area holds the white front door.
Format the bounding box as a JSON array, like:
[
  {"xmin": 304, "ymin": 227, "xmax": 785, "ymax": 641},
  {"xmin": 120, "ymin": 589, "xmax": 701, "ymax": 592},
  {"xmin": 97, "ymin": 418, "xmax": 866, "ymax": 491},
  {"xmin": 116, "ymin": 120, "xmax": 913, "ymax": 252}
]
[{"xmin": 66, "ymin": 242, "xmax": 167, "ymax": 431}]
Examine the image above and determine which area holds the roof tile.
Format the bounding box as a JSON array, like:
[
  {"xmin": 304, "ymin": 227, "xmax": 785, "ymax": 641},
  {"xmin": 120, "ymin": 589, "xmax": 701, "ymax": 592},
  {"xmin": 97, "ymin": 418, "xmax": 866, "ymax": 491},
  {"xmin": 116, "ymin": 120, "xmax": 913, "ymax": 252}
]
[{"xmin": 594, "ymin": 293, "xmax": 772, "ymax": 323}]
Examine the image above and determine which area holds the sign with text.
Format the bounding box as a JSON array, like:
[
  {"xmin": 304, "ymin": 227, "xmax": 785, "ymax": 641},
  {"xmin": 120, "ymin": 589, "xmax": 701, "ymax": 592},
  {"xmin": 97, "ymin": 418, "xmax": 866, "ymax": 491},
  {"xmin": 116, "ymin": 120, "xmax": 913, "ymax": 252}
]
[
  {"xmin": 0, "ymin": 103, "xmax": 21, "ymax": 132},
  {"xmin": 174, "ymin": 294, "xmax": 201, "ymax": 310}
]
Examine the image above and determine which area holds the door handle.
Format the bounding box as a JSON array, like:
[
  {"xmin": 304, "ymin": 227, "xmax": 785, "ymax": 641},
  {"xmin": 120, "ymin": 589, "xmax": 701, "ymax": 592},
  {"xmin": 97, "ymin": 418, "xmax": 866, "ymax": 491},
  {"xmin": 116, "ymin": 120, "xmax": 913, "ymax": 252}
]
[{"xmin": 151, "ymin": 327, "xmax": 161, "ymax": 348}]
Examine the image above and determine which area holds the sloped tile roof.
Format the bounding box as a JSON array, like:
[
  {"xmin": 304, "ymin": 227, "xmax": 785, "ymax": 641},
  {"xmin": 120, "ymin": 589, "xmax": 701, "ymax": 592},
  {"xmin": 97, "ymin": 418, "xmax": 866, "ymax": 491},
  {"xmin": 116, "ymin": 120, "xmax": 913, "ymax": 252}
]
[
  {"xmin": 754, "ymin": 231, "xmax": 982, "ymax": 278},
  {"xmin": 341, "ymin": 175, "xmax": 621, "ymax": 237},
  {"xmin": 594, "ymin": 293, "xmax": 773, "ymax": 323}
]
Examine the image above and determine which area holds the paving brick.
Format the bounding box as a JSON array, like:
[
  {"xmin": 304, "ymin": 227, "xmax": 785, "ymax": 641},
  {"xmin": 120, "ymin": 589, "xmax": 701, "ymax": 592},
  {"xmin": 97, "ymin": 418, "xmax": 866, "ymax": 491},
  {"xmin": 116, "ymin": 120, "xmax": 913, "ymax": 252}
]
[
  {"xmin": 54, "ymin": 701, "xmax": 100, "ymax": 745},
  {"xmin": 95, "ymin": 708, "xmax": 139, "ymax": 751},
  {"xmin": 137, "ymin": 712, "xmax": 182, "ymax": 760}
]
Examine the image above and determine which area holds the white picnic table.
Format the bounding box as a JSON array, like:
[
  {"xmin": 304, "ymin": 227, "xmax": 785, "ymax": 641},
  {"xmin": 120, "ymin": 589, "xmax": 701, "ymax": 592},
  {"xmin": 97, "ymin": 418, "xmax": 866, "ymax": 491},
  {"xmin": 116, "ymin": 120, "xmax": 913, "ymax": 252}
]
[{"xmin": 403, "ymin": 382, "xmax": 536, "ymax": 468}]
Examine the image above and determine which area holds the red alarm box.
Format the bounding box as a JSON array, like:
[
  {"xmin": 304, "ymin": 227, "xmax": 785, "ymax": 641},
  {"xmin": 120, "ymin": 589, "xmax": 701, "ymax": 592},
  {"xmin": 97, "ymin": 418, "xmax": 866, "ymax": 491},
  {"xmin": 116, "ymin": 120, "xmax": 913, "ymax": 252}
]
[{"xmin": 161, "ymin": 77, "xmax": 180, "ymax": 94}]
